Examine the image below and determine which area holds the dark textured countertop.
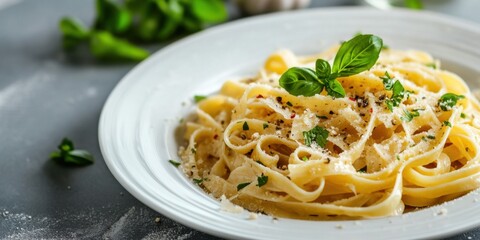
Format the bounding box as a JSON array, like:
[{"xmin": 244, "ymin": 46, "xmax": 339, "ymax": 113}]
[{"xmin": 0, "ymin": 0, "xmax": 479, "ymax": 239}]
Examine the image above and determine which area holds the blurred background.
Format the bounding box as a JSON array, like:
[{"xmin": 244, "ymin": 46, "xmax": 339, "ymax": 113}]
[{"xmin": 0, "ymin": 0, "xmax": 479, "ymax": 239}]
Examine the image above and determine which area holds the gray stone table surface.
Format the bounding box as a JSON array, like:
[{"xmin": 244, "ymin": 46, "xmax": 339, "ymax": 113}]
[{"xmin": 0, "ymin": 0, "xmax": 479, "ymax": 239}]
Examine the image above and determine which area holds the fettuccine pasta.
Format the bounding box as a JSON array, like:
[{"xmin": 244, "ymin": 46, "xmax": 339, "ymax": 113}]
[{"xmin": 178, "ymin": 45, "xmax": 480, "ymax": 219}]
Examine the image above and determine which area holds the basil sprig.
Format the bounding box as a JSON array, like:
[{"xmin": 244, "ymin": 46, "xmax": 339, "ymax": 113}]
[
  {"xmin": 50, "ymin": 138, "xmax": 94, "ymax": 166},
  {"xmin": 279, "ymin": 34, "xmax": 383, "ymax": 98}
]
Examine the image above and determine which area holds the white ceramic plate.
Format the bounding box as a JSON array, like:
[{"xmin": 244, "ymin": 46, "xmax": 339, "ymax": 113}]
[{"xmin": 99, "ymin": 7, "xmax": 480, "ymax": 240}]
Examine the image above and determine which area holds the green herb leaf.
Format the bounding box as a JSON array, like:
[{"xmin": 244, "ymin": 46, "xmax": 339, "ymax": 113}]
[
  {"xmin": 155, "ymin": 0, "xmax": 184, "ymax": 40},
  {"xmin": 332, "ymin": 34, "xmax": 383, "ymax": 77},
  {"xmin": 191, "ymin": 0, "xmax": 227, "ymax": 23},
  {"xmin": 438, "ymin": 93, "xmax": 465, "ymax": 111},
  {"xmin": 279, "ymin": 67, "xmax": 323, "ymax": 97},
  {"xmin": 405, "ymin": 0, "xmax": 423, "ymax": 10},
  {"xmin": 315, "ymin": 59, "xmax": 331, "ymax": 79},
  {"xmin": 385, "ymin": 80, "xmax": 405, "ymax": 111},
  {"xmin": 169, "ymin": 160, "xmax": 181, "ymax": 167},
  {"xmin": 400, "ymin": 109, "xmax": 420, "ymax": 122},
  {"xmin": 443, "ymin": 121, "xmax": 452, "ymax": 127},
  {"xmin": 380, "ymin": 71, "xmax": 395, "ymax": 90},
  {"xmin": 193, "ymin": 178, "xmax": 204, "ymax": 184},
  {"xmin": 194, "ymin": 95, "xmax": 207, "ymax": 103},
  {"xmin": 286, "ymin": 101, "xmax": 293, "ymax": 107},
  {"xmin": 90, "ymin": 31, "xmax": 149, "ymax": 61},
  {"xmin": 461, "ymin": 113, "xmax": 466, "ymax": 118},
  {"xmin": 256, "ymin": 174, "xmax": 268, "ymax": 187},
  {"xmin": 303, "ymin": 126, "xmax": 329, "ymax": 148},
  {"xmin": 50, "ymin": 138, "xmax": 94, "ymax": 166},
  {"xmin": 301, "ymin": 156, "xmax": 308, "ymax": 161},
  {"xmin": 243, "ymin": 121, "xmax": 249, "ymax": 131},
  {"xmin": 59, "ymin": 17, "xmax": 90, "ymax": 50},
  {"xmin": 316, "ymin": 115, "xmax": 328, "ymax": 119},
  {"xmin": 324, "ymin": 79, "xmax": 346, "ymax": 98},
  {"xmin": 94, "ymin": 0, "xmax": 131, "ymax": 34},
  {"xmin": 237, "ymin": 182, "xmax": 251, "ymax": 191},
  {"xmin": 426, "ymin": 135, "xmax": 435, "ymax": 139},
  {"xmin": 263, "ymin": 123, "xmax": 269, "ymax": 129},
  {"xmin": 425, "ymin": 62, "xmax": 437, "ymax": 69}
]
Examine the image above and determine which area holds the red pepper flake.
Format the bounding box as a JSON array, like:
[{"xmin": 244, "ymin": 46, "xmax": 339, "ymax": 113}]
[
  {"xmin": 369, "ymin": 108, "xmax": 373, "ymax": 113},
  {"xmin": 256, "ymin": 94, "xmax": 264, "ymax": 99},
  {"xmin": 290, "ymin": 113, "xmax": 296, "ymax": 119},
  {"xmin": 349, "ymin": 97, "xmax": 356, "ymax": 102},
  {"xmin": 213, "ymin": 134, "xmax": 218, "ymax": 140}
]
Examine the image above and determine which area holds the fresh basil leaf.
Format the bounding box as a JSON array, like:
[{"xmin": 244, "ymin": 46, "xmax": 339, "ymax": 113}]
[
  {"xmin": 237, "ymin": 182, "xmax": 251, "ymax": 191},
  {"xmin": 279, "ymin": 67, "xmax": 323, "ymax": 97},
  {"xmin": 405, "ymin": 0, "xmax": 423, "ymax": 9},
  {"xmin": 67, "ymin": 150, "xmax": 95, "ymax": 165},
  {"xmin": 94, "ymin": 0, "xmax": 131, "ymax": 34},
  {"xmin": 256, "ymin": 174, "xmax": 268, "ymax": 187},
  {"xmin": 59, "ymin": 18, "xmax": 90, "ymax": 50},
  {"xmin": 58, "ymin": 138, "xmax": 74, "ymax": 153},
  {"xmin": 50, "ymin": 138, "xmax": 94, "ymax": 166},
  {"xmin": 303, "ymin": 126, "xmax": 329, "ymax": 148},
  {"xmin": 332, "ymin": 34, "xmax": 383, "ymax": 77},
  {"xmin": 90, "ymin": 31, "xmax": 149, "ymax": 61},
  {"xmin": 438, "ymin": 93, "xmax": 465, "ymax": 111},
  {"xmin": 191, "ymin": 0, "xmax": 227, "ymax": 23},
  {"xmin": 324, "ymin": 79, "xmax": 346, "ymax": 98},
  {"xmin": 156, "ymin": 0, "xmax": 184, "ymax": 40},
  {"xmin": 137, "ymin": 13, "xmax": 161, "ymax": 41},
  {"xmin": 315, "ymin": 59, "xmax": 331, "ymax": 79}
]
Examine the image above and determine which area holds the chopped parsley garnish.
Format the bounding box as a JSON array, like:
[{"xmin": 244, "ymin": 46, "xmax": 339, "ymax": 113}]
[
  {"xmin": 303, "ymin": 126, "xmax": 329, "ymax": 148},
  {"xmin": 50, "ymin": 138, "xmax": 94, "ymax": 166},
  {"xmin": 279, "ymin": 34, "xmax": 382, "ymax": 98},
  {"xmin": 191, "ymin": 148, "xmax": 196, "ymax": 154},
  {"xmin": 443, "ymin": 121, "xmax": 452, "ymax": 127},
  {"xmin": 243, "ymin": 121, "xmax": 249, "ymax": 130},
  {"xmin": 396, "ymin": 155, "xmax": 400, "ymax": 161},
  {"xmin": 385, "ymin": 81, "xmax": 406, "ymax": 111},
  {"xmin": 400, "ymin": 109, "xmax": 420, "ymax": 122},
  {"xmin": 263, "ymin": 123, "xmax": 269, "ymax": 129},
  {"xmin": 237, "ymin": 182, "xmax": 251, "ymax": 191},
  {"xmin": 193, "ymin": 178, "xmax": 204, "ymax": 184},
  {"xmin": 461, "ymin": 113, "xmax": 466, "ymax": 118},
  {"xmin": 380, "ymin": 71, "xmax": 395, "ymax": 90},
  {"xmin": 426, "ymin": 135, "xmax": 436, "ymax": 140},
  {"xmin": 194, "ymin": 95, "xmax": 207, "ymax": 103},
  {"xmin": 256, "ymin": 174, "xmax": 268, "ymax": 187},
  {"xmin": 438, "ymin": 93, "xmax": 465, "ymax": 111},
  {"xmin": 168, "ymin": 160, "xmax": 181, "ymax": 167},
  {"xmin": 316, "ymin": 115, "xmax": 328, "ymax": 119},
  {"xmin": 425, "ymin": 62, "xmax": 437, "ymax": 69},
  {"xmin": 301, "ymin": 156, "xmax": 308, "ymax": 161},
  {"xmin": 286, "ymin": 101, "xmax": 293, "ymax": 107}
]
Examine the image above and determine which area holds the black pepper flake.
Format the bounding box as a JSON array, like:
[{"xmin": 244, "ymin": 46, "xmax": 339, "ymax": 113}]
[
  {"xmin": 326, "ymin": 158, "xmax": 331, "ymax": 164},
  {"xmin": 276, "ymin": 96, "xmax": 283, "ymax": 104},
  {"xmin": 359, "ymin": 113, "xmax": 365, "ymax": 117},
  {"xmin": 379, "ymin": 94, "xmax": 386, "ymax": 101},
  {"xmin": 329, "ymin": 111, "xmax": 334, "ymax": 115},
  {"xmin": 286, "ymin": 101, "xmax": 293, "ymax": 107}
]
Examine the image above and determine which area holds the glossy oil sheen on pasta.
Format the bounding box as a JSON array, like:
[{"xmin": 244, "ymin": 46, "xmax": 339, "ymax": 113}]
[{"xmin": 178, "ymin": 45, "xmax": 480, "ymax": 220}]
